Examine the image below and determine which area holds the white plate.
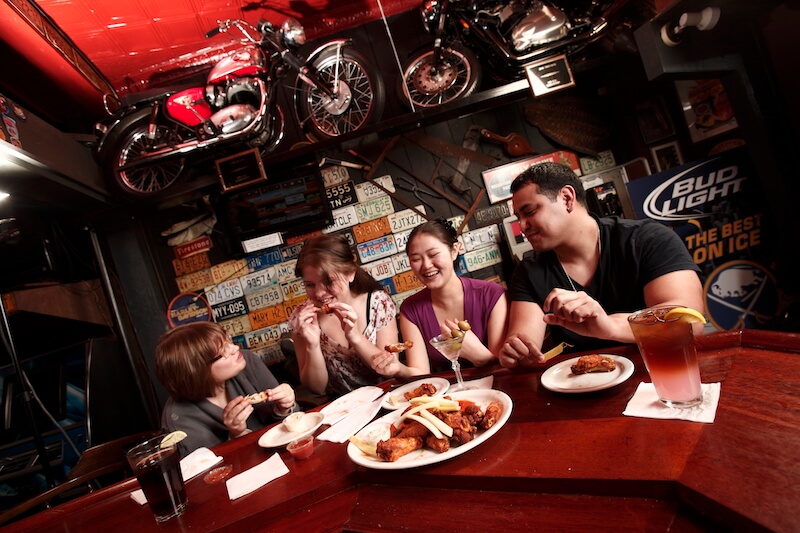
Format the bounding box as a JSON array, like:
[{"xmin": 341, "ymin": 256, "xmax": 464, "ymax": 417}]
[
  {"xmin": 258, "ymin": 412, "xmax": 325, "ymax": 448},
  {"xmin": 540, "ymin": 355, "xmax": 634, "ymax": 393},
  {"xmin": 380, "ymin": 377, "xmax": 451, "ymax": 410},
  {"xmin": 347, "ymin": 388, "xmax": 512, "ymax": 470},
  {"xmin": 320, "ymin": 386, "xmax": 384, "ymax": 426}
]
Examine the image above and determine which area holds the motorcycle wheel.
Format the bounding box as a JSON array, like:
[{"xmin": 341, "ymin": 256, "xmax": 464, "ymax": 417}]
[
  {"xmin": 295, "ymin": 48, "xmax": 385, "ymax": 140},
  {"xmin": 102, "ymin": 109, "xmax": 187, "ymax": 198},
  {"xmin": 400, "ymin": 43, "xmax": 482, "ymax": 108}
]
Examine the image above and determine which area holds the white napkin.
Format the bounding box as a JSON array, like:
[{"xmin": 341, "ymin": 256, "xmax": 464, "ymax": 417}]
[
  {"xmin": 316, "ymin": 396, "xmax": 384, "ymax": 443},
  {"xmin": 320, "ymin": 386, "xmax": 384, "ymax": 426},
  {"xmin": 462, "ymin": 375, "xmax": 494, "ymax": 390},
  {"xmin": 130, "ymin": 447, "xmax": 223, "ymax": 505},
  {"xmin": 226, "ymin": 453, "xmax": 289, "ymax": 500},
  {"xmin": 623, "ymin": 382, "xmax": 721, "ymax": 423}
]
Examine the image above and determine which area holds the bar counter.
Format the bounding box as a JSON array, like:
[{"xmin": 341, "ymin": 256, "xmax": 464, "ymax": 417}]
[{"xmin": 5, "ymin": 329, "xmax": 799, "ymax": 532}]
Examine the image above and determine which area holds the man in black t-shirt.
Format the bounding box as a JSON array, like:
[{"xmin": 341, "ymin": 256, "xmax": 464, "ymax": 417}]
[{"xmin": 499, "ymin": 162, "xmax": 702, "ymax": 369}]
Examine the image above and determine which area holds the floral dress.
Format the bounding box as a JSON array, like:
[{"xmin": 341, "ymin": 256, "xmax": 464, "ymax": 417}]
[{"xmin": 291, "ymin": 290, "xmax": 396, "ymax": 397}]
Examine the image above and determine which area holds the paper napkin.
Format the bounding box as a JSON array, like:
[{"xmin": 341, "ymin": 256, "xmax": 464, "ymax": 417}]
[
  {"xmin": 130, "ymin": 447, "xmax": 224, "ymax": 505},
  {"xmin": 317, "ymin": 396, "xmax": 384, "ymax": 443},
  {"xmin": 226, "ymin": 453, "xmax": 289, "ymax": 500},
  {"xmin": 320, "ymin": 386, "xmax": 384, "ymax": 426},
  {"xmin": 623, "ymin": 382, "xmax": 721, "ymax": 423},
  {"xmin": 462, "ymin": 375, "xmax": 494, "ymax": 390}
]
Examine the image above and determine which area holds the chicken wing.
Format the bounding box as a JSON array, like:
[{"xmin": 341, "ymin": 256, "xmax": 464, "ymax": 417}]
[{"xmin": 376, "ymin": 437, "xmax": 423, "ymax": 462}]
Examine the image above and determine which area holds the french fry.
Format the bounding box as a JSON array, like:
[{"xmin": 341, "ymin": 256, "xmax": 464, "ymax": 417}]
[
  {"xmin": 407, "ymin": 397, "xmax": 460, "ymax": 411},
  {"xmin": 542, "ymin": 342, "xmax": 574, "ymax": 362},
  {"xmin": 349, "ymin": 436, "xmax": 378, "ymax": 457}
]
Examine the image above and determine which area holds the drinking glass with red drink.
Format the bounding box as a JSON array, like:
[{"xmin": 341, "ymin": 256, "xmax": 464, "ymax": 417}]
[{"xmin": 628, "ymin": 305, "xmax": 705, "ymax": 408}]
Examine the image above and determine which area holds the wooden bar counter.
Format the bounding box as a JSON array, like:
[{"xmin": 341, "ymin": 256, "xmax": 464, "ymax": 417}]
[{"xmin": 5, "ymin": 330, "xmax": 799, "ymax": 532}]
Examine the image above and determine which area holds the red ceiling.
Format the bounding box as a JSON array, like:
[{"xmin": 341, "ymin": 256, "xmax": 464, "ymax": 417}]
[{"xmin": 0, "ymin": 0, "xmax": 420, "ymax": 132}]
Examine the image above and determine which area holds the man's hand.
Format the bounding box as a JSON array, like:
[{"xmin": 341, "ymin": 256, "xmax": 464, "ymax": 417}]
[
  {"xmin": 542, "ymin": 288, "xmax": 618, "ymax": 340},
  {"xmin": 500, "ymin": 332, "xmax": 544, "ymax": 368}
]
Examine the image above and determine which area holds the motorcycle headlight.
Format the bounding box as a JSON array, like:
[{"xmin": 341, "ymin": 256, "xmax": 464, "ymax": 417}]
[
  {"xmin": 282, "ymin": 18, "xmax": 306, "ymax": 47},
  {"xmin": 420, "ymin": 0, "xmax": 441, "ymax": 33}
]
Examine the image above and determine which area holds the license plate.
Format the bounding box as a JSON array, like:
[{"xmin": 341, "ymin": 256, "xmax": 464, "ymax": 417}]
[
  {"xmin": 326, "ymin": 180, "xmax": 357, "ymax": 210},
  {"xmin": 355, "ymin": 175, "xmax": 395, "ymax": 203},
  {"xmin": 352, "ymin": 217, "xmax": 391, "ymax": 244},
  {"xmin": 579, "ymin": 150, "xmax": 616, "ymax": 175},
  {"xmin": 248, "ymin": 248, "xmax": 283, "ymax": 270},
  {"xmin": 391, "ymin": 228, "xmax": 412, "ymax": 252},
  {"xmin": 392, "ymin": 287, "xmax": 423, "ymax": 309},
  {"xmin": 474, "ymin": 203, "xmax": 511, "ymax": 226},
  {"xmin": 176, "ymin": 269, "xmax": 213, "ymax": 293},
  {"xmin": 361, "ymin": 257, "xmax": 395, "ymax": 281},
  {"xmin": 282, "ymin": 296, "xmax": 307, "ymax": 319},
  {"xmin": 388, "ymin": 206, "xmax": 426, "ymax": 233},
  {"xmin": 355, "ymin": 196, "xmax": 394, "ymax": 223},
  {"xmin": 204, "ymin": 278, "xmax": 245, "ymax": 305},
  {"xmin": 379, "ymin": 278, "xmax": 396, "ymax": 294},
  {"xmin": 281, "ymin": 278, "xmax": 306, "ymax": 300},
  {"xmin": 356, "ymin": 235, "xmax": 397, "ymax": 263},
  {"xmin": 321, "ymin": 164, "xmax": 350, "ymax": 187},
  {"xmin": 246, "ymin": 284, "xmax": 284, "ymax": 311},
  {"xmin": 248, "ymin": 305, "xmax": 288, "ymax": 330},
  {"xmin": 217, "ymin": 315, "xmax": 253, "ymax": 336},
  {"xmin": 172, "ymin": 253, "xmax": 211, "ymax": 277},
  {"xmin": 323, "ymin": 205, "xmax": 358, "ymax": 233},
  {"xmin": 462, "ymin": 224, "xmax": 499, "ymax": 252},
  {"xmin": 210, "ymin": 259, "xmax": 248, "ymax": 285},
  {"xmin": 211, "ymin": 297, "xmax": 248, "ymax": 321},
  {"xmin": 240, "ymin": 267, "xmax": 278, "ymax": 294},
  {"xmin": 391, "ymin": 253, "xmax": 411, "ymax": 274},
  {"xmin": 280, "ymin": 243, "xmax": 304, "ymax": 261},
  {"xmin": 245, "ymin": 325, "xmax": 283, "ymax": 349},
  {"xmin": 274, "ymin": 260, "xmax": 297, "ymax": 282},
  {"xmin": 393, "ymin": 270, "xmax": 422, "ymax": 293},
  {"xmin": 463, "ymin": 244, "xmax": 503, "ymax": 272},
  {"xmin": 253, "ymin": 343, "xmax": 285, "ymax": 365},
  {"xmin": 448, "ymin": 215, "xmax": 468, "ymax": 233}
]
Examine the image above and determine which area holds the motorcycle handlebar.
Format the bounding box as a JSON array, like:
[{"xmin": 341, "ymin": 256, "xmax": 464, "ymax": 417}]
[{"xmin": 205, "ymin": 27, "xmax": 221, "ymax": 38}]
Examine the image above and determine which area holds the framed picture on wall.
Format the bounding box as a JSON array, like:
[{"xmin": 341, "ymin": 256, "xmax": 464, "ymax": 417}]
[
  {"xmin": 650, "ymin": 141, "xmax": 684, "ymax": 172},
  {"xmin": 635, "ymin": 95, "xmax": 674, "ymax": 144},
  {"xmin": 675, "ymin": 79, "xmax": 738, "ymax": 143}
]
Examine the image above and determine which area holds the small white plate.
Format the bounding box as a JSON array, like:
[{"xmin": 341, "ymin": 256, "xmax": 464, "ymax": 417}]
[
  {"xmin": 380, "ymin": 377, "xmax": 451, "ymax": 410},
  {"xmin": 320, "ymin": 386, "xmax": 384, "ymax": 426},
  {"xmin": 258, "ymin": 412, "xmax": 325, "ymax": 448},
  {"xmin": 540, "ymin": 355, "xmax": 634, "ymax": 393}
]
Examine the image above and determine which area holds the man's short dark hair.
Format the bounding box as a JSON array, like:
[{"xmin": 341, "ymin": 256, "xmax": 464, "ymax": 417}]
[{"xmin": 510, "ymin": 162, "xmax": 586, "ymax": 205}]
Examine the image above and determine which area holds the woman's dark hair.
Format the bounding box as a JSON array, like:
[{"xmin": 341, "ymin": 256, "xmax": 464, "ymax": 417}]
[
  {"xmin": 510, "ymin": 162, "xmax": 587, "ymax": 206},
  {"xmin": 155, "ymin": 322, "xmax": 228, "ymax": 401},
  {"xmin": 407, "ymin": 218, "xmax": 458, "ymax": 250},
  {"xmin": 295, "ymin": 233, "xmax": 383, "ymax": 294}
]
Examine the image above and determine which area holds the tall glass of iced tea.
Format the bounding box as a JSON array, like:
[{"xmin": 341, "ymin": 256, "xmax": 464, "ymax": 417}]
[
  {"xmin": 126, "ymin": 434, "xmax": 187, "ymax": 522},
  {"xmin": 628, "ymin": 305, "xmax": 703, "ymax": 408}
]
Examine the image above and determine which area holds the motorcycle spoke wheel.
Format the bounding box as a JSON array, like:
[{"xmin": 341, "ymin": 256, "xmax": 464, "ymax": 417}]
[
  {"xmin": 300, "ymin": 50, "xmax": 383, "ymax": 139},
  {"xmin": 115, "ymin": 126, "xmax": 185, "ymax": 197},
  {"xmin": 401, "ymin": 46, "xmax": 481, "ymax": 108}
]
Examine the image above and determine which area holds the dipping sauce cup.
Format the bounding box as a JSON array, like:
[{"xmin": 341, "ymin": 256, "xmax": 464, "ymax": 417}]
[
  {"xmin": 287, "ymin": 436, "xmax": 315, "ymax": 460},
  {"xmin": 628, "ymin": 305, "xmax": 703, "ymax": 408},
  {"xmin": 126, "ymin": 435, "xmax": 187, "ymax": 522}
]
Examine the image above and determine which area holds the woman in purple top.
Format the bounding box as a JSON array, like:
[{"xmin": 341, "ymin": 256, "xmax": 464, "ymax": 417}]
[{"xmin": 400, "ymin": 219, "xmax": 508, "ymax": 373}]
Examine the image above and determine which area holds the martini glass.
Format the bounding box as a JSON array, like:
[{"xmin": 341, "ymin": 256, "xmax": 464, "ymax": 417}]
[{"xmin": 429, "ymin": 334, "xmax": 473, "ymax": 391}]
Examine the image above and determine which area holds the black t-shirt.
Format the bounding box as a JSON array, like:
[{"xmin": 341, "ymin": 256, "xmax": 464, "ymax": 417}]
[{"xmin": 508, "ymin": 216, "xmax": 700, "ymax": 350}]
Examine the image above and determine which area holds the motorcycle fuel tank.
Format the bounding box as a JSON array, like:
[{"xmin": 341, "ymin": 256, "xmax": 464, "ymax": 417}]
[
  {"xmin": 166, "ymin": 87, "xmax": 213, "ymax": 127},
  {"xmin": 208, "ymin": 45, "xmax": 266, "ymax": 84},
  {"xmin": 511, "ymin": 5, "xmax": 568, "ymax": 52}
]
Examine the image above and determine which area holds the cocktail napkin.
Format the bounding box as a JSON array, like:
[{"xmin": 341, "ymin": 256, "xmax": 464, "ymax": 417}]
[
  {"xmin": 462, "ymin": 375, "xmax": 494, "ymax": 390},
  {"xmin": 226, "ymin": 453, "xmax": 289, "ymax": 500},
  {"xmin": 623, "ymin": 382, "xmax": 721, "ymax": 423},
  {"xmin": 317, "ymin": 396, "xmax": 384, "ymax": 443},
  {"xmin": 320, "ymin": 386, "xmax": 384, "ymax": 426},
  {"xmin": 130, "ymin": 447, "xmax": 223, "ymax": 505}
]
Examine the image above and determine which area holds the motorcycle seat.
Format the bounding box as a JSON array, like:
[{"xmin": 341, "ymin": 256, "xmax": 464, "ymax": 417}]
[{"xmin": 118, "ymin": 82, "xmax": 200, "ymax": 108}]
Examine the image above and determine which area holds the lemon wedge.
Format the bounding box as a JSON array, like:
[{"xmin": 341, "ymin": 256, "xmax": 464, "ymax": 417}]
[
  {"xmin": 160, "ymin": 430, "xmax": 187, "ymax": 449},
  {"xmin": 665, "ymin": 307, "xmax": 707, "ymax": 324}
]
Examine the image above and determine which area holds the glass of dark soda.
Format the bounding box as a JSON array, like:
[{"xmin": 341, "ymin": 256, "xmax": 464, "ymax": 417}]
[{"xmin": 126, "ymin": 434, "xmax": 187, "ymax": 522}]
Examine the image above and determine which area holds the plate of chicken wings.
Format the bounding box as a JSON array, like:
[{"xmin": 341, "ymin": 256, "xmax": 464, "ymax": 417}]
[{"xmin": 347, "ymin": 388, "xmax": 512, "ymax": 470}]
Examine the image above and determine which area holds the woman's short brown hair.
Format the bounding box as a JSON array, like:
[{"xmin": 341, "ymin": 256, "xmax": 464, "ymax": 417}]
[{"xmin": 155, "ymin": 322, "xmax": 228, "ymax": 402}]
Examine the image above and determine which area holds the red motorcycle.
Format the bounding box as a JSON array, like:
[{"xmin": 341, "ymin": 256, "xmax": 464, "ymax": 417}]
[{"xmin": 95, "ymin": 18, "xmax": 384, "ymax": 198}]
